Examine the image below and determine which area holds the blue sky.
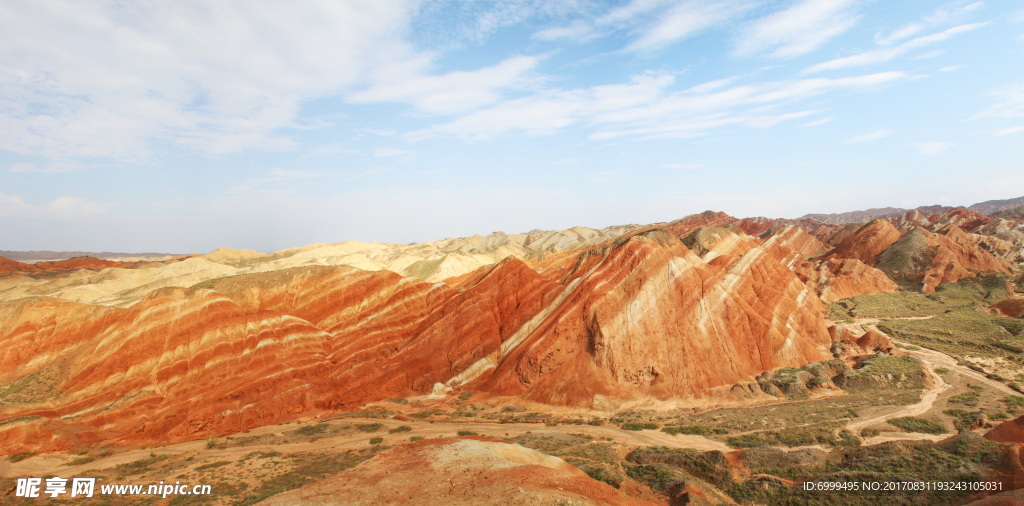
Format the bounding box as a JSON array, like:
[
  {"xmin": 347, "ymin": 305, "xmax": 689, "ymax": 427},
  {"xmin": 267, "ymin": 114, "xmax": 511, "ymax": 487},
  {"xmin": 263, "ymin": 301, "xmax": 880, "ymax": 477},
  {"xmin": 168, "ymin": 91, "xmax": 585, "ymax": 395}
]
[{"xmin": 1, "ymin": 0, "xmax": 1022, "ymax": 253}]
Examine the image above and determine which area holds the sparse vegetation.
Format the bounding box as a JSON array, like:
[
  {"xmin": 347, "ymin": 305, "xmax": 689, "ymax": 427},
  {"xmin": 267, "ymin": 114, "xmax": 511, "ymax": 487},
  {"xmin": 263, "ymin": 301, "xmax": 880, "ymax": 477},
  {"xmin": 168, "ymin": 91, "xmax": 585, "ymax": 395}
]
[
  {"xmin": 354, "ymin": 423, "xmax": 384, "ymax": 432},
  {"xmin": 368, "ymin": 437, "xmax": 383, "ymax": 445},
  {"xmin": 621, "ymin": 421, "xmax": 658, "ymax": 431},
  {"xmin": 888, "ymin": 416, "xmax": 947, "ymax": 435},
  {"xmin": 388, "ymin": 425, "xmax": 412, "ymax": 433}
]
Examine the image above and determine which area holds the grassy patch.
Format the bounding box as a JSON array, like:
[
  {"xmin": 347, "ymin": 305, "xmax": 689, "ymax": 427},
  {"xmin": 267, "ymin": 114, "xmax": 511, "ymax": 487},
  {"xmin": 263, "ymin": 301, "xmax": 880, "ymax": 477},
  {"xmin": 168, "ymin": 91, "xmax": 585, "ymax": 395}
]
[
  {"xmin": 888, "ymin": 416, "xmax": 947, "ymax": 435},
  {"xmin": 621, "ymin": 421, "xmax": 659, "ymax": 431},
  {"xmin": 354, "ymin": 423, "xmax": 384, "ymax": 433},
  {"xmin": 388, "ymin": 425, "xmax": 412, "ymax": 434},
  {"xmin": 294, "ymin": 422, "xmax": 331, "ymax": 437},
  {"xmin": 195, "ymin": 460, "xmax": 232, "ymax": 471}
]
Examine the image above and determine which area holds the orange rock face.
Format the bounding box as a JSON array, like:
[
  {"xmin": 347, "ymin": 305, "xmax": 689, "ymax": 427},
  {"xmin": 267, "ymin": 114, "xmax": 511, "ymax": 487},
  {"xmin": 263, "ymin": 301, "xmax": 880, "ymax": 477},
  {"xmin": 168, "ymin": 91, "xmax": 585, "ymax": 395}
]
[
  {"xmin": 875, "ymin": 225, "xmax": 1014, "ymax": 293},
  {"xmin": 814, "ymin": 258, "xmax": 899, "ymax": 303},
  {"xmin": 475, "ymin": 229, "xmax": 831, "ymax": 407},
  {"xmin": 0, "ymin": 255, "xmax": 40, "ymax": 275},
  {"xmin": 825, "ymin": 219, "xmax": 901, "ymax": 266},
  {"xmin": 0, "ymin": 228, "xmax": 834, "ymax": 453},
  {"xmin": 34, "ymin": 256, "xmax": 128, "ymax": 271},
  {"xmin": 767, "ymin": 226, "xmax": 829, "ymax": 257},
  {"xmin": 991, "ymin": 298, "xmax": 1024, "ymax": 318}
]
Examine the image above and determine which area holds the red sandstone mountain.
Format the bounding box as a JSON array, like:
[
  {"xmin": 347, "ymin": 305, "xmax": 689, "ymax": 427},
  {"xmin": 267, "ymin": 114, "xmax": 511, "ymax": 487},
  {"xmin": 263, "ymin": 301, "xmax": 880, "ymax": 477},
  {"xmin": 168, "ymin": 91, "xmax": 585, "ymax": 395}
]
[
  {"xmin": 0, "ymin": 226, "xmax": 836, "ymax": 454},
  {"xmin": 0, "ymin": 255, "xmax": 40, "ymax": 275},
  {"xmin": 824, "ymin": 219, "xmax": 901, "ymax": 266},
  {"xmin": 0, "ymin": 206, "xmax": 1018, "ymax": 455},
  {"xmin": 34, "ymin": 256, "xmax": 127, "ymax": 270},
  {"xmin": 0, "ymin": 254, "xmax": 126, "ymax": 275}
]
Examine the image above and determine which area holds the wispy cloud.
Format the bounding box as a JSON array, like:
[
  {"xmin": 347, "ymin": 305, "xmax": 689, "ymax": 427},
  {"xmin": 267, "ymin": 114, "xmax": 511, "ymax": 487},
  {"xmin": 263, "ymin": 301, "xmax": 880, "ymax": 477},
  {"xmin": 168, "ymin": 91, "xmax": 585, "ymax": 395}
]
[
  {"xmin": 804, "ymin": 22, "xmax": 989, "ymax": 73},
  {"xmin": 627, "ymin": 0, "xmax": 756, "ymax": 51},
  {"xmin": 845, "ymin": 129, "xmax": 893, "ymax": 143},
  {"xmin": 588, "ymin": 170, "xmax": 616, "ymax": 182},
  {"xmin": 412, "ymin": 71, "xmax": 910, "ymax": 141},
  {"xmin": 348, "ymin": 55, "xmax": 543, "ymax": 115},
  {"xmin": 734, "ymin": 0, "xmax": 861, "ymax": 58},
  {"xmin": 995, "ymin": 126, "xmax": 1024, "ymax": 135},
  {"xmin": 662, "ymin": 163, "xmax": 702, "ymax": 170},
  {"xmin": 912, "ymin": 141, "xmax": 954, "ymax": 155},
  {"xmin": 875, "ymin": 1, "xmax": 984, "ymax": 45},
  {"xmin": 0, "ymin": 1, "xmax": 424, "ymax": 162},
  {"xmin": 801, "ymin": 117, "xmax": 833, "ymax": 127},
  {"xmin": 939, "ymin": 65, "xmax": 965, "ymax": 72},
  {"xmin": 974, "ymin": 82, "xmax": 1024, "ymax": 119}
]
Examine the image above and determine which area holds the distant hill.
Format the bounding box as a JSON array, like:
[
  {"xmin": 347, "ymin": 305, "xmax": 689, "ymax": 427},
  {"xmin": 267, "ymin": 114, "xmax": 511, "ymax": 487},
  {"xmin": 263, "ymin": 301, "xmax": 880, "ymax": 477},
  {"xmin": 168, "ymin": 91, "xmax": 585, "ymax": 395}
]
[
  {"xmin": 991, "ymin": 205, "xmax": 1024, "ymax": 221},
  {"xmin": 799, "ymin": 195, "xmax": 1024, "ymax": 224},
  {"xmin": 798, "ymin": 207, "xmax": 909, "ymax": 225},
  {"xmin": 0, "ymin": 251, "xmax": 183, "ymax": 262},
  {"xmin": 968, "ymin": 196, "xmax": 1024, "ymax": 215}
]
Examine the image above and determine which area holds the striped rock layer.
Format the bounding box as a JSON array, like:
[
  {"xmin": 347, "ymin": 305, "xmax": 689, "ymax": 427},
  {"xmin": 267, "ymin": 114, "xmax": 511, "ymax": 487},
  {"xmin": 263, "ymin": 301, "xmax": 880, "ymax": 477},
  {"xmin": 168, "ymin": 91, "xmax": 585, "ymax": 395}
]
[{"xmin": 1, "ymin": 227, "xmax": 835, "ymax": 454}]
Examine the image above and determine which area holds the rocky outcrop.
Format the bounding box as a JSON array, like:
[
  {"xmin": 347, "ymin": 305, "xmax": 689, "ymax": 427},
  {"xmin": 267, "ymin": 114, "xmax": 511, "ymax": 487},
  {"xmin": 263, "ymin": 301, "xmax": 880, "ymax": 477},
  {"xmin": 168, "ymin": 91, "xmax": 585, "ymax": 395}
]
[
  {"xmin": 0, "ymin": 231, "xmax": 834, "ymax": 452},
  {"xmin": 875, "ymin": 225, "xmax": 1013, "ymax": 293},
  {"xmin": 766, "ymin": 226, "xmax": 829, "ymax": 257},
  {"xmin": 825, "ymin": 219, "xmax": 901, "ymax": 266},
  {"xmin": 992, "ymin": 298, "xmax": 1024, "ymax": 318},
  {"xmin": 476, "ymin": 229, "xmax": 831, "ymax": 407},
  {"xmin": 258, "ymin": 437, "xmax": 663, "ymax": 506},
  {"xmin": 0, "ymin": 255, "xmax": 39, "ymax": 275},
  {"xmin": 814, "ymin": 258, "xmax": 899, "ymax": 303}
]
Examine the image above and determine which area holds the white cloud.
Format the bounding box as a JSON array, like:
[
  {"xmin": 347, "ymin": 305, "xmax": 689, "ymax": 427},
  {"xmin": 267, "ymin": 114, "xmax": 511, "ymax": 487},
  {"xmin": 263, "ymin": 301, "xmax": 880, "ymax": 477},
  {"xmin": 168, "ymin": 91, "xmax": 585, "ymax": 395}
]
[
  {"xmin": 804, "ymin": 22, "xmax": 989, "ymax": 73},
  {"xmin": 844, "ymin": 129, "xmax": 893, "ymax": 143},
  {"xmin": 801, "ymin": 117, "xmax": 833, "ymax": 127},
  {"xmin": 628, "ymin": 0, "xmax": 755, "ymax": 50},
  {"xmin": 662, "ymin": 163, "xmax": 702, "ymax": 170},
  {"xmin": 348, "ymin": 55, "xmax": 543, "ymax": 115},
  {"xmin": 974, "ymin": 82, "xmax": 1024, "ymax": 119},
  {"xmin": 533, "ymin": 0, "xmax": 754, "ymax": 50},
  {"xmin": 412, "ymin": 70, "xmax": 910, "ymax": 141},
  {"xmin": 912, "ymin": 141, "xmax": 954, "ymax": 155},
  {"xmin": 939, "ymin": 65, "xmax": 965, "ymax": 72},
  {"xmin": 0, "ymin": 1, "xmax": 436, "ymax": 161},
  {"xmin": 588, "ymin": 170, "xmax": 615, "ymax": 182},
  {"xmin": 734, "ymin": 0, "xmax": 861, "ymax": 58},
  {"xmin": 875, "ymin": 1, "xmax": 984, "ymax": 45},
  {"xmin": 9, "ymin": 162, "xmax": 36, "ymax": 173},
  {"xmin": 995, "ymin": 126, "xmax": 1024, "ymax": 135}
]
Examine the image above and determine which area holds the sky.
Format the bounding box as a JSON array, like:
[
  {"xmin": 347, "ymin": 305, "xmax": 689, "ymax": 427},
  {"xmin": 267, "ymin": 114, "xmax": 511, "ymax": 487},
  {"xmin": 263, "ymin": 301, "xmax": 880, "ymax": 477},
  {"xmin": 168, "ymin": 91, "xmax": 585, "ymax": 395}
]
[{"xmin": 1, "ymin": 0, "xmax": 1023, "ymax": 253}]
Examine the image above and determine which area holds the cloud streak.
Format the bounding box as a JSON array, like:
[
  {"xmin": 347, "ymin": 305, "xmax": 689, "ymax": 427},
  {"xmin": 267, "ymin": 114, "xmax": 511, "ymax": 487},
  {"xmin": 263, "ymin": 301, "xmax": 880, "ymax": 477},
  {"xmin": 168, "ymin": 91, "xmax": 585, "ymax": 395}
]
[
  {"xmin": 804, "ymin": 22, "xmax": 989, "ymax": 73},
  {"xmin": 734, "ymin": 0, "xmax": 861, "ymax": 58}
]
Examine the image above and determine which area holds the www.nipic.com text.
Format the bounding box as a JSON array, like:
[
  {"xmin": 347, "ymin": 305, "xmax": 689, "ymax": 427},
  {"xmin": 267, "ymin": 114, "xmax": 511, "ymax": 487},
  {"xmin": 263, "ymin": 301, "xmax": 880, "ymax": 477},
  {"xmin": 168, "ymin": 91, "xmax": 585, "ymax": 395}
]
[{"xmin": 15, "ymin": 477, "xmax": 212, "ymax": 499}]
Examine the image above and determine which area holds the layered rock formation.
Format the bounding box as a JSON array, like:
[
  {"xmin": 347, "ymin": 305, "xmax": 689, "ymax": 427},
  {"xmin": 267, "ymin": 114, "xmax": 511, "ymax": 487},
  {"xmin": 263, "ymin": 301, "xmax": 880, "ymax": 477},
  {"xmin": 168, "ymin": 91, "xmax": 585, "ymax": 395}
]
[
  {"xmin": 824, "ymin": 219, "xmax": 901, "ymax": 266},
  {"xmin": 0, "ymin": 225, "xmax": 835, "ymax": 453}
]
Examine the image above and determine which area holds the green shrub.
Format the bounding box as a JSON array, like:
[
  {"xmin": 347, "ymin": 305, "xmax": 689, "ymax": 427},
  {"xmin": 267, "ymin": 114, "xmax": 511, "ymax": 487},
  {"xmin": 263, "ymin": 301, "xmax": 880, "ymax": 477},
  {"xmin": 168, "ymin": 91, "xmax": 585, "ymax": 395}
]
[
  {"xmin": 369, "ymin": 437, "xmax": 383, "ymax": 445},
  {"xmin": 860, "ymin": 428, "xmax": 881, "ymax": 438},
  {"xmin": 1002, "ymin": 396, "xmax": 1024, "ymax": 407},
  {"xmin": 888, "ymin": 416, "xmax": 947, "ymax": 435},
  {"xmin": 661, "ymin": 425, "xmax": 711, "ymax": 436},
  {"xmin": 621, "ymin": 422, "xmax": 659, "ymax": 431},
  {"xmin": 457, "ymin": 430, "xmax": 478, "ymax": 436},
  {"xmin": 355, "ymin": 423, "xmax": 384, "ymax": 433},
  {"xmin": 410, "ymin": 436, "xmax": 424, "ymax": 442},
  {"xmin": 388, "ymin": 425, "xmax": 412, "ymax": 434},
  {"xmin": 8, "ymin": 452, "xmax": 36, "ymax": 463}
]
